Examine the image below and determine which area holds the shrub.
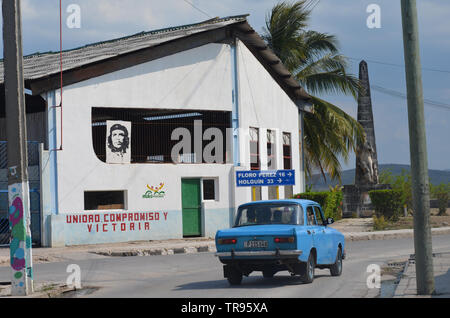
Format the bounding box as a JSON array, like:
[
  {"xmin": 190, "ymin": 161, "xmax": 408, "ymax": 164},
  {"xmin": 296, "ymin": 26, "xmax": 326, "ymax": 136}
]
[
  {"xmin": 379, "ymin": 169, "xmax": 413, "ymax": 213},
  {"xmin": 373, "ymin": 215, "xmax": 389, "ymax": 231},
  {"xmin": 369, "ymin": 189, "xmax": 403, "ymax": 221},
  {"xmin": 431, "ymin": 183, "xmax": 450, "ymax": 216},
  {"xmin": 294, "ymin": 192, "xmax": 328, "ymax": 207},
  {"xmin": 293, "ymin": 190, "xmax": 343, "ymax": 221},
  {"xmin": 324, "ymin": 188, "xmax": 343, "ymax": 221}
]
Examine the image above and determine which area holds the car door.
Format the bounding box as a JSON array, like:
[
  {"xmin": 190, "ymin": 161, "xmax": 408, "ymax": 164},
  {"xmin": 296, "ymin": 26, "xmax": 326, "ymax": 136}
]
[
  {"xmin": 312, "ymin": 205, "xmax": 331, "ymax": 265},
  {"xmin": 314, "ymin": 206, "xmax": 336, "ymax": 264},
  {"xmin": 305, "ymin": 205, "xmax": 322, "ymax": 261}
]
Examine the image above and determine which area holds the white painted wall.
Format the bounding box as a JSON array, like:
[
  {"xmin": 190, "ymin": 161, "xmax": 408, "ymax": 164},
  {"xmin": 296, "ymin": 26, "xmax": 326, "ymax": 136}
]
[
  {"xmin": 236, "ymin": 40, "xmax": 304, "ymax": 197},
  {"xmin": 53, "ymin": 43, "xmax": 233, "ymax": 214},
  {"xmin": 42, "ymin": 40, "xmax": 305, "ymax": 244}
]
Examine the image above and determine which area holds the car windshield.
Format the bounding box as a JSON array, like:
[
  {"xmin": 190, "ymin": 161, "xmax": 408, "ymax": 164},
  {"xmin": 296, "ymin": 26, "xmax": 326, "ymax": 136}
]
[{"xmin": 234, "ymin": 203, "xmax": 303, "ymax": 227}]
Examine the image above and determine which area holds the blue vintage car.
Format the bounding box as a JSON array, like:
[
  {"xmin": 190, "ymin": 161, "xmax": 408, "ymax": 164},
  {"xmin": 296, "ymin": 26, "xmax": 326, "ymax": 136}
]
[{"xmin": 215, "ymin": 199, "xmax": 345, "ymax": 285}]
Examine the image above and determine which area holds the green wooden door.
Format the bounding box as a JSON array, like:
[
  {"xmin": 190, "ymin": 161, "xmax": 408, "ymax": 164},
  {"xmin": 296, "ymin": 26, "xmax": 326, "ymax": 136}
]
[{"xmin": 181, "ymin": 179, "xmax": 202, "ymax": 237}]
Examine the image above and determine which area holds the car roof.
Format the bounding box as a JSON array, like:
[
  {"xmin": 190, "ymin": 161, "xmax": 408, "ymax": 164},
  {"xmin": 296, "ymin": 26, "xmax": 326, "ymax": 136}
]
[{"xmin": 239, "ymin": 199, "xmax": 319, "ymax": 209}]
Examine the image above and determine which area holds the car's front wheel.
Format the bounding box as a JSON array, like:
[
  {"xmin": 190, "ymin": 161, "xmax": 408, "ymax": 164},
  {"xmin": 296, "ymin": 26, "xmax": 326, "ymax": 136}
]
[{"xmin": 330, "ymin": 247, "xmax": 343, "ymax": 276}]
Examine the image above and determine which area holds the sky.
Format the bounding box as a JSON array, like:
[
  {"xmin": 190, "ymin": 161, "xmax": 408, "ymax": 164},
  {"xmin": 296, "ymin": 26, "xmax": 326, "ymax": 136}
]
[{"xmin": 1, "ymin": 0, "xmax": 449, "ymax": 171}]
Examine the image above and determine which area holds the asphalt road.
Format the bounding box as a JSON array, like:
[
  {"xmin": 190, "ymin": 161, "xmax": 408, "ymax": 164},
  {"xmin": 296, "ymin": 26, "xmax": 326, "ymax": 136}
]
[{"xmin": 1, "ymin": 235, "xmax": 450, "ymax": 298}]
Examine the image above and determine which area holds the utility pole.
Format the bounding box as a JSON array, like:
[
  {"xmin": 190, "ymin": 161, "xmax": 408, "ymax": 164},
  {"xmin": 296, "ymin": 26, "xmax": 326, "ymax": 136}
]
[
  {"xmin": 400, "ymin": 0, "xmax": 434, "ymax": 295},
  {"xmin": 2, "ymin": 0, "xmax": 34, "ymax": 295}
]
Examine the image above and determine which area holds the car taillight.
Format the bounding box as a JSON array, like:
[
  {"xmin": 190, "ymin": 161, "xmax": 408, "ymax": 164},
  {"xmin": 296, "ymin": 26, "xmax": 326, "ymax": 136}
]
[
  {"xmin": 218, "ymin": 238, "xmax": 237, "ymax": 245},
  {"xmin": 274, "ymin": 237, "xmax": 295, "ymax": 243}
]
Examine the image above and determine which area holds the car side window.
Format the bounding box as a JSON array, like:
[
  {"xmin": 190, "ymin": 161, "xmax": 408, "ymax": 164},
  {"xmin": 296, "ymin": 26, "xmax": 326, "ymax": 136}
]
[
  {"xmin": 306, "ymin": 206, "xmax": 316, "ymax": 225},
  {"xmin": 313, "ymin": 206, "xmax": 325, "ymax": 226}
]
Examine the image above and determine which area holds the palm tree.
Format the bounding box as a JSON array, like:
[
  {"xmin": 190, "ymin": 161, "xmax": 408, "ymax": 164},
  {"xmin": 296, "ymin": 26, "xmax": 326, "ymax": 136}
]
[{"xmin": 262, "ymin": 0, "xmax": 365, "ymax": 183}]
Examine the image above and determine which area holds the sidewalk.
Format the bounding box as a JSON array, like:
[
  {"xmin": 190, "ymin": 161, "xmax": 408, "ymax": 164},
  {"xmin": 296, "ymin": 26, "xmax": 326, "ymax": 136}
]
[{"xmin": 394, "ymin": 252, "xmax": 450, "ymax": 298}]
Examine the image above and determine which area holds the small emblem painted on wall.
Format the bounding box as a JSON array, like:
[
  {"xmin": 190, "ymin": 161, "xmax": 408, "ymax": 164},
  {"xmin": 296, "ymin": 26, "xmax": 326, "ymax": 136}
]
[{"xmin": 143, "ymin": 183, "xmax": 166, "ymax": 199}]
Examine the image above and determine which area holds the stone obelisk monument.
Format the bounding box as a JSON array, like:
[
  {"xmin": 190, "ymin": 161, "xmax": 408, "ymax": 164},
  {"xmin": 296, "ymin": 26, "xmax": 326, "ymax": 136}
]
[
  {"xmin": 342, "ymin": 61, "xmax": 390, "ymax": 218},
  {"xmin": 355, "ymin": 60, "xmax": 379, "ymax": 186}
]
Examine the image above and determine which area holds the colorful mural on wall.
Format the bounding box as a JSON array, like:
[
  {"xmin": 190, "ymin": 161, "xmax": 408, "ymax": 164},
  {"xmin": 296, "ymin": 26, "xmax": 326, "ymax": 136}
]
[{"xmin": 8, "ymin": 182, "xmax": 33, "ymax": 295}]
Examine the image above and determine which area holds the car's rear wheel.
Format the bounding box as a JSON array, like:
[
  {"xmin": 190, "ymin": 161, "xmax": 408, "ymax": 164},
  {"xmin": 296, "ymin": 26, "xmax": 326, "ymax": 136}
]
[
  {"xmin": 262, "ymin": 268, "xmax": 276, "ymax": 278},
  {"xmin": 300, "ymin": 252, "xmax": 315, "ymax": 284},
  {"xmin": 330, "ymin": 247, "xmax": 343, "ymax": 277},
  {"xmin": 227, "ymin": 267, "xmax": 243, "ymax": 285}
]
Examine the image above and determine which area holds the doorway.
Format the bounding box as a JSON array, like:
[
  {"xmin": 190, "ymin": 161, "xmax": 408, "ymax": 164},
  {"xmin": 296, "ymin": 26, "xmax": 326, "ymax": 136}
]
[{"xmin": 181, "ymin": 179, "xmax": 202, "ymax": 237}]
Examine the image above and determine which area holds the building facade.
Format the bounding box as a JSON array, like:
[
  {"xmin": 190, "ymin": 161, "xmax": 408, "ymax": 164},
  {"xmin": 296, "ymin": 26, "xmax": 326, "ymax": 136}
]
[{"xmin": 0, "ymin": 16, "xmax": 312, "ymax": 247}]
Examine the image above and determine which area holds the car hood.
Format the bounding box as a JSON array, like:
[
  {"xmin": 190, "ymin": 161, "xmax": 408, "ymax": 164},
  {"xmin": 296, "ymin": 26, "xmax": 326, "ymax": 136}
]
[{"xmin": 216, "ymin": 225, "xmax": 298, "ymax": 237}]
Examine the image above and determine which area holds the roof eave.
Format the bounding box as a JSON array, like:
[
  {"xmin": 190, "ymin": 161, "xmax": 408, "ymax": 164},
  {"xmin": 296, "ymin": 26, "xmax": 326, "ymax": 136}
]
[{"xmin": 231, "ymin": 21, "xmax": 312, "ymax": 112}]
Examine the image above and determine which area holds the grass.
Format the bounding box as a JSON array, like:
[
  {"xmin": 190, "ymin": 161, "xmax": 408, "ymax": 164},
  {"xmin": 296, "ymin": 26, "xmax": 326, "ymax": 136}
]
[
  {"xmin": 40, "ymin": 283, "xmax": 58, "ymax": 292},
  {"xmin": 372, "ymin": 209, "xmax": 450, "ymax": 231}
]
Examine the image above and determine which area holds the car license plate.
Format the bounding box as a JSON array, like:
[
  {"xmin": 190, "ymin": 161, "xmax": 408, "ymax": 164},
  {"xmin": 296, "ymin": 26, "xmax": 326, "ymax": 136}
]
[{"xmin": 244, "ymin": 240, "xmax": 268, "ymax": 248}]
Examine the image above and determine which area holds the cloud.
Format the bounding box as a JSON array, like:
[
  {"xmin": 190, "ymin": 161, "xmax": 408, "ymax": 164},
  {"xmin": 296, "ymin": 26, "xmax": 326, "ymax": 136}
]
[{"xmin": 1, "ymin": 0, "xmax": 449, "ymax": 169}]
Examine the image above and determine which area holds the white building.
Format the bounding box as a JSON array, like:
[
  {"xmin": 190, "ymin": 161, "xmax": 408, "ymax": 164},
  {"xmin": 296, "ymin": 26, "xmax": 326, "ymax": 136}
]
[{"xmin": 0, "ymin": 16, "xmax": 312, "ymax": 247}]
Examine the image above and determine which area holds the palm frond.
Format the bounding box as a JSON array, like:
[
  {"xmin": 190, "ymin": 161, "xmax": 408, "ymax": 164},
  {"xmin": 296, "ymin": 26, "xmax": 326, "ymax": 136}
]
[{"xmin": 263, "ymin": 1, "xmax": 365, "ymax": 183}]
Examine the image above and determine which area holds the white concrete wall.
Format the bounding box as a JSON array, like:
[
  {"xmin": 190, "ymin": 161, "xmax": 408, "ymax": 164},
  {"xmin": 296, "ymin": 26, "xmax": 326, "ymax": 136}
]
[
  {"xmin": 44, "ymin": 43, "xmax": 235, "ymax": 244},
  {"xmin": 42, "ymin": 41, "xmax": 305, "ymax": 245},
  {"xmin": 235, "ymin": 39, "xmax": 304, "ymax": 199}
]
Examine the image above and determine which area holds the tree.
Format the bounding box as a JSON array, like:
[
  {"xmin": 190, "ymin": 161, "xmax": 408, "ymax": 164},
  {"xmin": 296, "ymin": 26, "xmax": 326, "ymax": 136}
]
[{"xmin": 262, "ymin": 0, "xmax": 365, "ymax": 182}]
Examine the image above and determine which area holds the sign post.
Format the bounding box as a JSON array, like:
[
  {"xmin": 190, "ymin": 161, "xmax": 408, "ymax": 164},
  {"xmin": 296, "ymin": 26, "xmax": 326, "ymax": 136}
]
[
  {"xmin": 2, "ymin": 0, "xmax": 34, "ymax": 295},
  {"xmin": 400, "ymin": 0, "xmax": 434, "ymax": 295}
]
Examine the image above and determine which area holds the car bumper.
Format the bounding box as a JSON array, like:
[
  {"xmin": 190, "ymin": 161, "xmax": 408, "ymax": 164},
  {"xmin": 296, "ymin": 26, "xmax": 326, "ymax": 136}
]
[{"xmin": 215, "ymin": 249, "xmax": 302, "ymax": 258}]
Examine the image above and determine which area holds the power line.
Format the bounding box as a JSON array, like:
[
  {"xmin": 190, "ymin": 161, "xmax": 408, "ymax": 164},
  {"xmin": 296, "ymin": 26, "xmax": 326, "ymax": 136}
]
[
  {"xmin": 182, "ymin": 0, "xmax": 213, "ymax": 19},
  {"xmin": 371, "ymin": 84, "xmax": 450, "ymax": 111},
  {"xmin": 349, "ymin": 57, "xmax": 450, "ymax": 74}
]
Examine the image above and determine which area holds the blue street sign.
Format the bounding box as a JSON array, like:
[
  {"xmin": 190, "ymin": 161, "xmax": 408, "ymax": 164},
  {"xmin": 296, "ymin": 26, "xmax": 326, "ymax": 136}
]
[{"xmin": 236, "ymin": 170, "xmax": 296, "ymax": 187}]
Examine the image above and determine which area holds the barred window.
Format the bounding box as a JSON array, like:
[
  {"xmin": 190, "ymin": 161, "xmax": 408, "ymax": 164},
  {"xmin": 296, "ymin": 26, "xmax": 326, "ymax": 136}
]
[
  {"xmin": 249, "ymin": 127, "xmax": 260, "ymax": 171},
  {"xmin": 267, "ymin": 129, "xmax": 276, "ymax": 170},
  {"xmin": 92, "ymin": 108, "xmax": 231, "ymax": 164},
  {"xmin": 283, "ymin": 132, "xmax": 292, "ymax": 170}
]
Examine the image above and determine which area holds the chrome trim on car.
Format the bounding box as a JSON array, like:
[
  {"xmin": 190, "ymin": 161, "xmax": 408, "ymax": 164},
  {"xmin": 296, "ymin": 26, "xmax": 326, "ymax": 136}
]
[{"xmin": 215, "ymin": 250, "xmax": 303, "ymax": 257}]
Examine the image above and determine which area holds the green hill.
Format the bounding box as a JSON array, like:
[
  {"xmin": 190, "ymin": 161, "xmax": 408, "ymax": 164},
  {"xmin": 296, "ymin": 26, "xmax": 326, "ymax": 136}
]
[{"xmin": 308, "ymin": 164, "xmax": 450, "ymax": 191}]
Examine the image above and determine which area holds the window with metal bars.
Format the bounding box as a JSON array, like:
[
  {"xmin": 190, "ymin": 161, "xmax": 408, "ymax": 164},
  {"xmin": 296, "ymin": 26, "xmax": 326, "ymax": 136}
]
[
  {"xmin": 249, "ymin": 127, "xmax": 260, "ymax": 171},
  {"xmin": 283, "ymin": 132, "xmax": 292, "ymax": 170},
  {"xmin": 91, "ymin": 108, "xmax": 231, "ymax": 164},
  {"xmin": 267, "ymin": 129, "xmax": 276, "ymax": 170}
]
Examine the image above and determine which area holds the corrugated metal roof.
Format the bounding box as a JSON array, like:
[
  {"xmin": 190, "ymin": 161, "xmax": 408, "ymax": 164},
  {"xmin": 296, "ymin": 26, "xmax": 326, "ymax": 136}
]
[
  {"xmin": 0, "ymin": 15, "xmax": 248, "ymax": 84},
  {"xmin": 0, "ymin": 14, "xmax": 311, "ymax": 106}
]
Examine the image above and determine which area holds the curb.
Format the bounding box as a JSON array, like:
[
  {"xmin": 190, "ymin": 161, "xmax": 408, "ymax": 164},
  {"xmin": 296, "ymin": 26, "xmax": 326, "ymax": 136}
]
[
  {"xmin": 92, "ymin": 244, "xmax": 216, "ymax": 257},
  {"xmin": 344, "ymin": 227, "xmax": 450, "ymax": 242}
]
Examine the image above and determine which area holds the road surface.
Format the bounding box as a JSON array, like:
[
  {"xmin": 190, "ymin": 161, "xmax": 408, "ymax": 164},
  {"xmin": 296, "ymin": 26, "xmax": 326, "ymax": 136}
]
[{"xmin": 1, "ymin": 235, "xmax": 449, "ymax": 298}]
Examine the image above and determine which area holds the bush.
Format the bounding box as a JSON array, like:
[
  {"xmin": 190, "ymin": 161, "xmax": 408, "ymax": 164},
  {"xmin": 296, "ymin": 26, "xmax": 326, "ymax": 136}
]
[
  {"xmin": 324, "ymin": 189, "xmax": 343, "ymax": 221},
  {"xmin": 379, "ymin": 169, "xmax": 413, "ymax": 213},
  {"xmin": 373, "ymin": 215, "xmax": 389, "ymax": 231},
  {"xmin": 369, "ymin": 189, "xmax": 403, "ymax": 221},
  {"xmin": 293, "ymin": 190, "xmax": 343, "ymax": 221},
  {"xmin": 293, "ymin": 192, "xmax": 328, "ymax": 207},
  {"xmin": 431, "ymin": 183, "xmax": 450, "ymax": 216}
]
